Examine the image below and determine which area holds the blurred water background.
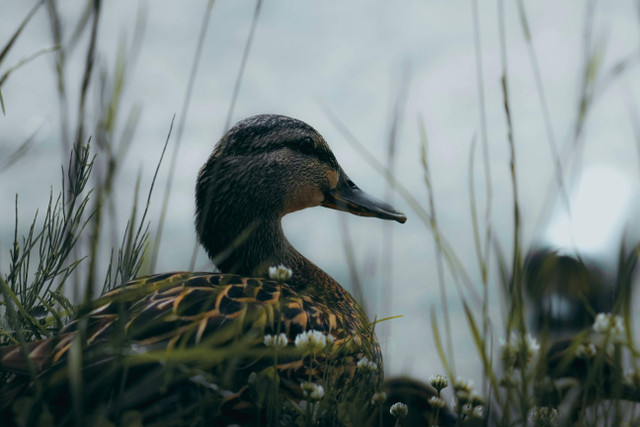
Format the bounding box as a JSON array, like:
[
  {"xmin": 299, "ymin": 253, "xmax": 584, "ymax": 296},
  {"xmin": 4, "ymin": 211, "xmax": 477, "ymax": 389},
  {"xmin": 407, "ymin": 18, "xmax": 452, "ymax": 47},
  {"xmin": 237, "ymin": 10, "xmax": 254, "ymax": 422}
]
[{"xmin": 2, "ymin": 0, "xmax": 640, "ymax": 388}]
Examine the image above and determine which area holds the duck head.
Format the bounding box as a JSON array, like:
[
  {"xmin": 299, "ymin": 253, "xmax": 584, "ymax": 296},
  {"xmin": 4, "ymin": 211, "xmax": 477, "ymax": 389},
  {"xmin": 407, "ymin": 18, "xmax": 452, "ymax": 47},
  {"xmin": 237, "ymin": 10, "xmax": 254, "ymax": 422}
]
[{"xmin": 195, "ymin": 114, "xmax": 406, "ymax": 281}]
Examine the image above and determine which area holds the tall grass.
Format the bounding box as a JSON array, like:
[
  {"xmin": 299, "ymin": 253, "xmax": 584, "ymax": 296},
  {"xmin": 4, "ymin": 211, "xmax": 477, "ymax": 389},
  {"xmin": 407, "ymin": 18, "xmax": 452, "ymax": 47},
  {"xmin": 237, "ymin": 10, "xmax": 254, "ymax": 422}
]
[
  {"xmin": 2, "ymin": 1, "xmax": 640, "ymax": 426},
  {"xmin": 0, "ymin": 2, "xmax": 390, "ymax": 426},
  {"xmin": 0, "ymin": 2, "xmax": 165, "ymax": 422},
  {"xmin": 0, "ymin": 0, "xmax": 157, "ymax": 323},
  {"xmin": 325, "ymin": 2, "xmax": 640, "ymax": 426}
]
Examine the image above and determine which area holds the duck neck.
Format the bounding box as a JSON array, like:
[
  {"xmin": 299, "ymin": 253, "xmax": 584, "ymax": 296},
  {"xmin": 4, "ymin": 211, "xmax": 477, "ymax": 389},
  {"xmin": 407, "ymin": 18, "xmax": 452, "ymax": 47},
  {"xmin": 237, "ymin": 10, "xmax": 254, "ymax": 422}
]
[{"xmin": 206, "ymin": 214, "xmax": 339, "ymax": 293}]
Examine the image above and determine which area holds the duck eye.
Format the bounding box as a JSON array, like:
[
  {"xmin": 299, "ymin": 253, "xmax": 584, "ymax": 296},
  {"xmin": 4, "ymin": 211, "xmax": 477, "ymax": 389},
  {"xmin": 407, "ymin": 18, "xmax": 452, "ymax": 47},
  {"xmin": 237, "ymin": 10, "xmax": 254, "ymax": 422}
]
[{"xmin": 297, "ymin": 137, "xmax": 315, "ymax": 155}]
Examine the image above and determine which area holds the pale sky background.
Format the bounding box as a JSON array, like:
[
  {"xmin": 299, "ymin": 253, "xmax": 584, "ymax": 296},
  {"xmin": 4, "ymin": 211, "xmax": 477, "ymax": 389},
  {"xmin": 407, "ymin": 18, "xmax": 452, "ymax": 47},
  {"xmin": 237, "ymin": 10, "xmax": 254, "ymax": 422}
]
[{"xmin": 2, "ymin": 0, "xmax": 640, "ymax": 388}]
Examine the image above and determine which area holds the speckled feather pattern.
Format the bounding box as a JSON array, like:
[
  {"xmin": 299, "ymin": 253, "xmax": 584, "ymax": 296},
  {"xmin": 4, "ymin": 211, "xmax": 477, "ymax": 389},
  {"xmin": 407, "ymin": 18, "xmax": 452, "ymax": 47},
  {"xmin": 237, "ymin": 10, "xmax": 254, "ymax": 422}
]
[
  {"xmin": 1, "ymin": 272, "xmax": 380, "ymax": 382},
  {"xmin": 0, "ymin": 114, "xmax": 396, "ymax": 422}
]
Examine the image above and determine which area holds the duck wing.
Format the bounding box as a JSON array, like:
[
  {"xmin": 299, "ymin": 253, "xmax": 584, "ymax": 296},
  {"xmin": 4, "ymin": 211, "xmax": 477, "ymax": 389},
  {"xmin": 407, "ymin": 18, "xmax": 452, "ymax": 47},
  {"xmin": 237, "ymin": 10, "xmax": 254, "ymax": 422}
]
[{"xmin": 1, "ymin": 271, "xmax": 380, "ymax": 423}]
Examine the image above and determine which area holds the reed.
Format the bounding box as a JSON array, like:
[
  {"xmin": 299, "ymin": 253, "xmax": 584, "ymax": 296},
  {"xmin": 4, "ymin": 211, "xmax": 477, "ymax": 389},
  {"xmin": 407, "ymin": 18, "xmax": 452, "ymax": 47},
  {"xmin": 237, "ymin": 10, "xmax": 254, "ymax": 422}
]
[{"xmin": 2, "ymin": 1, "xmax": 640, "ymax": 426}]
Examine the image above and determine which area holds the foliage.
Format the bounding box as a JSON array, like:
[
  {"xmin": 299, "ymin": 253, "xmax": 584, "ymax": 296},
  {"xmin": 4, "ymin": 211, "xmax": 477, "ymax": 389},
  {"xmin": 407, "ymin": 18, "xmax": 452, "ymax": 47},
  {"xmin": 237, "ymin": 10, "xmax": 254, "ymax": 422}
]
[{"xmin": 3, "ymin": 1, "xmax": 640, "ymax": 426}]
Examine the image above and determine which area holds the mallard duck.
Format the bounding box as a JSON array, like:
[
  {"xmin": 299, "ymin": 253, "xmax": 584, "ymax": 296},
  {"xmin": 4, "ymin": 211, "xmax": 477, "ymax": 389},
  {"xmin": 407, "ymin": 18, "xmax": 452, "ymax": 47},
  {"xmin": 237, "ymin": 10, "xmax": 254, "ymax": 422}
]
[{"xmin": 0, "ymin": 114, "xmax": 406, "ymax": 425}]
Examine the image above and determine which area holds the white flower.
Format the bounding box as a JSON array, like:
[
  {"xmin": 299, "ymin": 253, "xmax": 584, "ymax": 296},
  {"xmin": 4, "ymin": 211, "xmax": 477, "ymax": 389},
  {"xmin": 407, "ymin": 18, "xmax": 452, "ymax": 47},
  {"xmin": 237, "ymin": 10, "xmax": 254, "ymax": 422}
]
[
  {"xmin": 575, "ymin": 343, "xmax": 597, "ymax": 358},
  {"xmin": 526, "ymin": 333, "xmax": 541, "ymax": 356},
  {"xmin": 528, "ymin": 406, "xmax": 559, "ymax": 426},
  {"xmin": 454, "ymin": 377, "xmax": 474, "ymax": 393},
  {"xmin": 264, "ymin": 333, "xmax": 288, "ymax": 348},
  {"xmin": 429, "ymin": 374, "xmax": 449, "ymax": 392},
  {"xmin": 301, "ymin": 382, "xmax": 324, "ymax": 401},
  {"xmin": 268, "ymin": 265, "xmax": 292, "ymax": 281},
  {"xmin": 371, "ymin": 391, "xmax": 387, "ymax": 405},
  {"xmin": 389, "ymin": 402, "xmax": 408, "ymax": 417},
  {"xmin": 499, "ymin": 332, "xmax": 540, "ymax": 369},
  {"xmin": 456, "ymin": 391, "xmax": 471, "ymax": 406},
  {"xmin": 294, "ymin": 330, "xmax": 327, "ymax": 353},
  {"xmin": 470, "ymin": 393, "xmax": 484, "ymax": 406},
  {"xmin": 593, "ymin": 312, "xmax": 613, "ymax": 333},
  {"xmin": 428, "ymin": 396, "xmax": 446, "ymax": 409},
  {"xmin": 593, "ymin": 313, "xmax": 625, "ymax": 343},
  {"xmin": 326, "ymin": 334, "xmax": 335, "ymax": 345},
  {"xmin": 356, "ymin": 356, "xmax": 378, "ymax": 373},
  {"xmin": 472, "ymin": 405, "xmax": 484, "ymax": 419},
  {"xmin": 310, "ymin": 388, "xmax": 324, "ymax": 401},
  {"xmin": 461, "ymin": 402, "xmax": 473, "ymax": 415}
]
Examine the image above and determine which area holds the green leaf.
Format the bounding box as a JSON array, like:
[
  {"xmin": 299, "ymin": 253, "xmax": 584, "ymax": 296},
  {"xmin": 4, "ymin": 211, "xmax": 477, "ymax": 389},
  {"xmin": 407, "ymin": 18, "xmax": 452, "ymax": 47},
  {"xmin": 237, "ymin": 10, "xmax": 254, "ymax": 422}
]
[
  {"xmin": 248, "ymin": 366, "xmax": 280, "ymax": 409},
  {"xmin": 462, "ymin": 300, "xmax": 502, "ymax": 406}
]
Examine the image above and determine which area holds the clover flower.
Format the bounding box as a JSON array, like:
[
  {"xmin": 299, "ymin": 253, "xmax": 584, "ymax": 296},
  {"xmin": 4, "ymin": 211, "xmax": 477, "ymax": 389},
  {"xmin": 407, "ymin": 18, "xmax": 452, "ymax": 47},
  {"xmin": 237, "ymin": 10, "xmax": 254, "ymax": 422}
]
[
  {"xmin": 593, "ymin": 313, "xmax": 625, "ymax": 343},
  {"xmin": 500, "ymin": 332, "xmax": 540, "ymax": 369},
  {"xmin": 451, "ymin": 377, "xmax": 475, "ymax": 408},
  {"xmin": 470, "ymin": 393, "xmax": 484, "ymax": 407},
  {"xmin": 429, "ymin": 374, "xmax": 449, "ymax": 393},
  {"xmin": 268, "ymin": 265, "xmax": 292, "ymax": 281},
  {"xmin": 301, "ymin": 381, "xmax": 324, "ymax": 401},
  {"xmin": 428, "ymin": 396, "xmax": 446, "ymax": 409},
  {"xmin": 389, "ymin": 402, "xmax": 408, "ymax": 417},
  {"xmin": 456, "ymin": 391, "xmax": 471, "ymax": 406},
  {"xmin": 294, "ymin": 330, "xmax": 327, "ymax": 353},
  {"xmin": 371, "ymin": 391, "xmax": 387, "ymax": 405},
  {"xmin": 264, "ymin": 333, "xmax": 288, "ymax": 348},
  {"xmin": 575, "ymin": 343, "xmax": 597, "ymax": 358},
  {"xmin": 356, "ymin": 356, "xmax": 377, "ymax": 373},
  {"xmin": 461, "ymin": 402, "xmax": 474, "ymax": 416},
  {"xmin": 471, "ymin": 405, "xmax": 484, "ymax": 419},
  {"xmin": 454, "ymin": 377, "xmax": 474, "ymax": 393}
]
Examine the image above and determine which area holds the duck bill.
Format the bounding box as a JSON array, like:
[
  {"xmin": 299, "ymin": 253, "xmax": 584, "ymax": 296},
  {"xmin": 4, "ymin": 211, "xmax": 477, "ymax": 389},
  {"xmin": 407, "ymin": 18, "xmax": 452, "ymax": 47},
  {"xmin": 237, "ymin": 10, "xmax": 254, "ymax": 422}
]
[{"xmin": 322, "ymin": 173, "xmax": 407, "ymax": 223}]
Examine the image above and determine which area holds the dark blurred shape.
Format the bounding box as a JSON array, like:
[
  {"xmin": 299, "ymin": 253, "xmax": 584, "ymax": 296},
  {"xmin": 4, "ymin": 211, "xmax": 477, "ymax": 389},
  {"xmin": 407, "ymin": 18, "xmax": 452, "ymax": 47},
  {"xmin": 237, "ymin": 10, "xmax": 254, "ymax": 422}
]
[
  {"xmin": 524, "ymin": 249, "xmax": 612, "ymax": 335},
  {"xmin": 535, "ymin": 338, "xmax": 640, "ymax": 423},
  {"xmin": 524, "ymin": 167, "xmax": 639, "ymax": 336},
  {"xmin": 371, "ymin": 376, "xmax": 458, "ymax": 426}
]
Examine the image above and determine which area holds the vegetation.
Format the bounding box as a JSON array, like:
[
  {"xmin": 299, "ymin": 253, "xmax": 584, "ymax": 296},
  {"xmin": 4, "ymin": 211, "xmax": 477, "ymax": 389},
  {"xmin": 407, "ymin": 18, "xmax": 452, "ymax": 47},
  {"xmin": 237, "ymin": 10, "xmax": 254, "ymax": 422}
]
[{"xmin": 2, "ymin": 1, "xmax": 640, "ymax": 426}]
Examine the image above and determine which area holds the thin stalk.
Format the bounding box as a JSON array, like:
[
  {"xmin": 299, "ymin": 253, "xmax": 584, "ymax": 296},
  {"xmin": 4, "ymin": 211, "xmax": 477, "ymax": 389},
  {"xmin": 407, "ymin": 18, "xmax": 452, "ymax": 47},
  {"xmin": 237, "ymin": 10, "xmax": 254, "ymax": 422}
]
[
  {"xmin": 72, "ymin": 0, "xmax": 101, "ymax": 153},
  {"xmin": 498, "ymin": 0, "xmax": 525, "ymax": 334},
  {"xmin": 471, "ymin": 0, "xmax": 493, "ymax": 270},
  {"xmin": 381, "ymin": 67, "xmax": 410, "ymax": 362},
  {"xmin": 152, "ymin": 0, "xmax": 216, "ymax": 272},
  {"xmin": 46, "ymin": 0, "xmax": 70, "ymax": 153},
  {"xmin": 419, "ymin": 117, "xmax": 455, "ymax": 375},
  {"xmin": 0, "ymin": 0, "xmax": 44, "ymax": 65},
  {"xmin": 471, "ymin": 1, "xmax": 493, "ymax": 392},
  {"xmin": 188, "ymin": 0, "xmax": 264, "ymax": 270},
  {"xmin": 515, "ymin": 0, "xmax": 569, "ymax": 212},
  {"xmin": 222, "ymin": 0, "xmax": 263, "ymax": 132},
  {"xmin": 322, "ymin": 104, "xmax": 479, "ymax": 303},
  {"xmin": 338, "ymin": 215, "xmax": 366, "ymax": 312},
  {"xmin": 70, "ymin": 0, "xmax": 101, "ymax": 302}
]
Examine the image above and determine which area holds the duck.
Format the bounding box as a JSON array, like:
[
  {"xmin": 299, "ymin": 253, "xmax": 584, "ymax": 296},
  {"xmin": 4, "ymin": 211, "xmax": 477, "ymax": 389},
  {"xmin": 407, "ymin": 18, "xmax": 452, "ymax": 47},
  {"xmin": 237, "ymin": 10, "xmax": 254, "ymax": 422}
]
[{"xmin": 0, "ymin": 114, "xmax": 406, "ymax": 425}]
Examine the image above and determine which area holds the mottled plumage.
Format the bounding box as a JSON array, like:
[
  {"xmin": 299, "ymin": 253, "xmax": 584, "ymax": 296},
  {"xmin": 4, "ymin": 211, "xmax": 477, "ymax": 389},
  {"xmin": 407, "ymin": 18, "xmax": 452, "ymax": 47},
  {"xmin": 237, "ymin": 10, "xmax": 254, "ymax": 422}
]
[{"xmin": 0, "ymin": 115, "xmax": 406, "ymax": 424}]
